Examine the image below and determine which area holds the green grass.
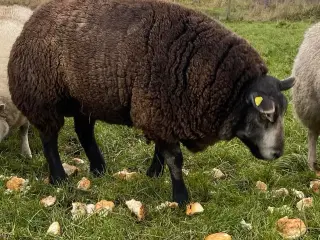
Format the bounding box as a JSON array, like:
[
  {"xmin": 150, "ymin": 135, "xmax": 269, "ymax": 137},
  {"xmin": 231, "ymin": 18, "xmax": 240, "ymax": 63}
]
[
  {"xmin": 0, "ymin": 20, "xmax": 319, "ymax": 239},
  {"xmin": 175, "ymin": 0, "xmax": 320, "ymax": 21}
]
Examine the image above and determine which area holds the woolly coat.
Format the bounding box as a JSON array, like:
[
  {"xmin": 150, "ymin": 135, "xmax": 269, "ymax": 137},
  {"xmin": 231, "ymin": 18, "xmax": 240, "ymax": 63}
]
[
  {"xmin": 0, "ymin": 5, "xmax": 33, "ymax": 129},
  {"xmin": 292, "ymin": 22, "xmax": 320, "ymax": 132},
  {"xmin": 8, "ymin": 0, "xmax": 268, "ymax": 146}
]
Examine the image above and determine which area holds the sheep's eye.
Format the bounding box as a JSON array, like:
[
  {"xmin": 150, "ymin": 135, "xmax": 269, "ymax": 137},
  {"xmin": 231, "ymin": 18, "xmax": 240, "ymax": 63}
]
[
  {"xmin": 260, "ymin": 113, "xmax": 274, "ymax": 123},
  {"xmin": 260, "ymin": 113, "xmax": 267, "ymax": 120}
]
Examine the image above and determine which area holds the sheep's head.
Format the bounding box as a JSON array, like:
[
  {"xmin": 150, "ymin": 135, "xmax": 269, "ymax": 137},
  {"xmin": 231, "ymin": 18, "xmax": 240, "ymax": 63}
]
[
  {"xmin": 0, "ymin": 103, "xmax": 9, "ymax": 142},
  {"xmin": 235, "ymin": 75, "xmax": 294, "ymax": 160}
]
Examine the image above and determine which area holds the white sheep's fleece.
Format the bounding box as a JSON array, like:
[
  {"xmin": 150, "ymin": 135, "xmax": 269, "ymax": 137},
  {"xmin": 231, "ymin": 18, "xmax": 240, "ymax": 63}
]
[
  {"xmin": 0, "ymin": 5, "xmax": 32, "ymax": 127},
  {"xmin": 292, "ymin": 22, "xmax": 320, "ymax": 131},
  {"xmin": 0, "ymin": 4, "xmax": 32, "ymax": 23},
  {"xmin": 0, "ymin": 5, "xmax": 33, "ymax": 83}
]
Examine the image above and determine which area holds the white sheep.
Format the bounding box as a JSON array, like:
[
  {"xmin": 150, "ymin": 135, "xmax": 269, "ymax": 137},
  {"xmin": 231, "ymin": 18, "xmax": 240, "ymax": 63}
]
[
  {"xmin": 0, "ymin": 5, "xmax": 33, "ymax": 157},
  {"xmin": 292, "ymin": 21, "xmax": 320, "ymax": 172}
]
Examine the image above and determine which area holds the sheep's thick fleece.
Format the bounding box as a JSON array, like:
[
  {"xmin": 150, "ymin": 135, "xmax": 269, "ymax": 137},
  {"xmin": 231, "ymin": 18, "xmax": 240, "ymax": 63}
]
[
  {"xmin": 0, "ymin": 5, "xmax": 32, "ymax": 92},
  {"xmin": 292, "ymin": 22, "xmax": 320, "ymax": 131},
  {"xmin": 0, "ymin": 5, "xmax": 33, "ymax": 157},
  {"xmin": 8, "ymin": 0, "xmax": 267, "ymax": 144},
  {"xmin": 292, "ymin": 21, "xmax": 320, "ymax": 171}
]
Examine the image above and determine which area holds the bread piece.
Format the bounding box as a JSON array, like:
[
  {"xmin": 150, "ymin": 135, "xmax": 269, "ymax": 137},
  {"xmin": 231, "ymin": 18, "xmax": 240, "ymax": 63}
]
[
  {"xmin": 40, "ymin": 196, "xmax": 56, "ymax": 207},
  {"xmin": 205, "ymin": 232, "xmax": 232, "ymax": 240},
  {"xmin": 276, "ymin": 216, "xmax": 307, "ymax": 239},
  {"xmin": 125, "ymin": 199, "xmax": 145, "ymax": 221},
  {"xmin": 186, "ymin": 202, "xmax": 204, "ymax": 216}
]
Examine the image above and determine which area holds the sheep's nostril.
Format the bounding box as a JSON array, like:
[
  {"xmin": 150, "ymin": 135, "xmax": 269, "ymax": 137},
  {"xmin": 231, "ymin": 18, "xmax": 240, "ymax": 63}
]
[{"xmin": 273, "ymin": 151, "xmax": 282, "ymax": 159}]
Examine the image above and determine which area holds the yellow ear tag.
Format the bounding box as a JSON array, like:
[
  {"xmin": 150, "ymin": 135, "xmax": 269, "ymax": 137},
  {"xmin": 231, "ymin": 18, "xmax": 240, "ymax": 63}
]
[{"xmin": 254, "ymin": 96, "xmax": 263, "ymax": 106}]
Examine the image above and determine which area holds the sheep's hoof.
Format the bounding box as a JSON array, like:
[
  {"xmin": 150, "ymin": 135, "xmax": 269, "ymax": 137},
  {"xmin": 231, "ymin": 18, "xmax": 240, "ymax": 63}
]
[
  {"xmin": 49, "ymin": 174, "xmax": 67, "ymax": 185},
  {"xmin": 308, "ymin": 162, "xmax": 320, "ymax": 172},
  {"xmin": 21, "ymin": 147, "xmax": 32, "ymax": 159},
  {"xmin": 173, "ymin": 190, "xmax": 189, "ymax": 206},
  {"xmin": 146, "ymin": 165, "xmax": 164, "ymax": 178},
  {"xmin": 20, "ymin": 152, "xmax": 32, "ymax": 159},
  {"xmin": 90, "ymin": 165, "xmax": 106, "ymax": 177},
  {"xmin": 24, "ymin": 153, "xmax": 32, "ymax": 159}
]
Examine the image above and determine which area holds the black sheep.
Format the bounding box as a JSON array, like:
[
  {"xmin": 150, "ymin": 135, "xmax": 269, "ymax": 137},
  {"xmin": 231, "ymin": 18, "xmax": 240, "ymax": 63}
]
[{"xmin": 8, "ymin": 0, "xmax": 294, "ymax": 204}]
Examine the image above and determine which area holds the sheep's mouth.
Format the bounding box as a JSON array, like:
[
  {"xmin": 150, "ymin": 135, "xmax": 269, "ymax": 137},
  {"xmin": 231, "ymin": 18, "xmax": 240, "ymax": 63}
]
[{"xmin": 239, "ymin": 137, "xmax": 266, "ymax": 160}]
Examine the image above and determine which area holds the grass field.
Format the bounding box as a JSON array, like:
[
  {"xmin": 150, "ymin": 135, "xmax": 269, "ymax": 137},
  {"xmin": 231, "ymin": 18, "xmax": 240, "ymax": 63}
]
[
  {"xmin": 0, "ymin": 4, "xmax": 319, "ymax": 240},
  {"xmin": 2, "ymin": 0, "xmax": 320, "ymax": 21}
]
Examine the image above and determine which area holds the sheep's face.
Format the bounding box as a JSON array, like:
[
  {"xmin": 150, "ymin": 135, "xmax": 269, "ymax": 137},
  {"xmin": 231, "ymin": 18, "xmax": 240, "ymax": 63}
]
[
  {"xmin": 0, "ymin": 103, "xmax": 9, "ymax": 142},
  {"xmin": 235, "ymin": 76, "xmax": 295, "ymax": 160}
]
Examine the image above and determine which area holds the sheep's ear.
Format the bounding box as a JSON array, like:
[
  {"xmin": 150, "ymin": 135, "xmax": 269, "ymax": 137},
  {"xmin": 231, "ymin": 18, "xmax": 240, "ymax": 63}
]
[
  {"xmin": 0, "ymin": 103, "xmax": 5, "ymax": 112},
  {"xmin": 279, "ymin": 77, "xmax": 295, "ymax": 91},
  {"xmin": 248, "ymin": 92, "xmax": 275, "ymax": 121}
]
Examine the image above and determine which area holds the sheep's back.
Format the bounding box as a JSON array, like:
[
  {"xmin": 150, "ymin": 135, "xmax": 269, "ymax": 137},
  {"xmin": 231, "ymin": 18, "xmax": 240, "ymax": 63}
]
[
  {"xmin": 0, "ymin": 5, "xmax": 32, "ymax": 82},
  {"xmin": 0, "ymin": 20, "xmax": 25, "ymax": 81},
  {"xmin": 0, "ymin": 5, "xmax": 33, "ymax": 24},
  {"xmin": 10, "ymin": 0, "xmax": 162, "ymax": 122},
  {"xmin": 0, "ymin": 5, "xmax": 32, "ymax": 128},
  {"xmin": 292, "ymin": 22, "xmax": 320, "ymax": 130},
  {"xmin": 9, "ymin": 0, "xmax": 267, "ymax": 141}
]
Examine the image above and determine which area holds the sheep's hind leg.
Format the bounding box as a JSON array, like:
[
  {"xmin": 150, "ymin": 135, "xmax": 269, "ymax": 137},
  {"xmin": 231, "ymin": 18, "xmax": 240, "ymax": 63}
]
[
  {"xmin": 308, "ymin": 129, "xmax": 320, "ymax": 173},
  {"xmin": 158, "ymin": 142, "xmax": 189, "ymax": 205},
  {"xmin": 146, "ymin": 144, "xmax": 165, "ymax": 177},
  {"xmin": 40, "ymin": 131, "xmax": 67, "ymax": 184},
  {"xmin": 19, "ymin": 122, "xmax": 32, "ymax": 158},
  {"xmin": 74, "ymin": 114, "xmax": 106, "ymax": 176}
]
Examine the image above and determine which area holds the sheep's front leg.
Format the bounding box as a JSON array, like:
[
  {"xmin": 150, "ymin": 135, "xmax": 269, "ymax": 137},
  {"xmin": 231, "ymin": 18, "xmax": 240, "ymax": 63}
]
[
  {"xmin": 19, "ymin": 122, "xmax": 32, "ymax": 158},
  {"xmin": 40, "ymin": 132, "xmax": 67, "ymax": 184},
  {"xmin": 308, "ymin": 129, "xmax": 319, "ymax": 172},
  {"xmin": 146, "ymin": 145, "xmax": 165, "ymax": 177},
  {"xmin": 74, "ymin": 114, "xmax": 106, "ymax": 176},
  {"xmin": 159, "ymin": 142, "xmax": 189, "ymax": 205}
]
